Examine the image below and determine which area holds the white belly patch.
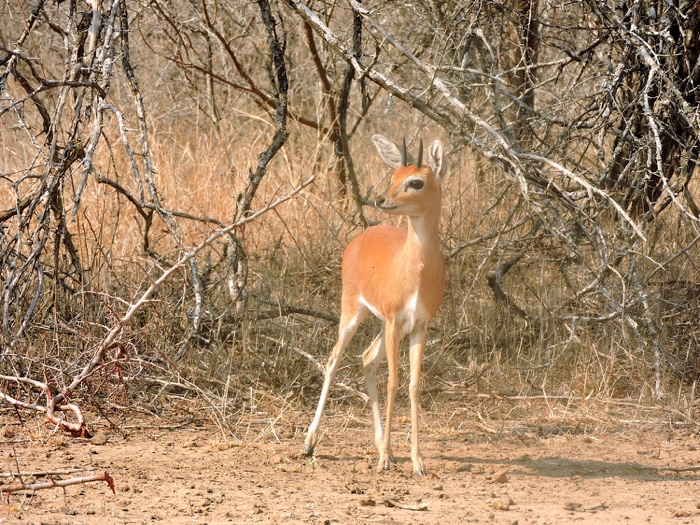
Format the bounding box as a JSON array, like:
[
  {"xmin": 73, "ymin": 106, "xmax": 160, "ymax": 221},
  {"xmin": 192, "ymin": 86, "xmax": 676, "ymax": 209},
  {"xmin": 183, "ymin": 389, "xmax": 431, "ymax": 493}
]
[
  {"xmin": 359, "ymin": 292, "xmax": 426, "ymax": 335},
  {"xmin": 359, "ymin": 295, "xmax": 384, "ymax": 321}
]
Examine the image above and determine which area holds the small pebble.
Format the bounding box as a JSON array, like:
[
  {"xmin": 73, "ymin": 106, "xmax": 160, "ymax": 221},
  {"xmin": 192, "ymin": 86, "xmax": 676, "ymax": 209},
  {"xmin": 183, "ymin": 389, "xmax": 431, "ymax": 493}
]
[
  {"xmin": 492, "ymin": 470, "xmax": 509, "ymax": 484},
  {"xmin": 91, "ymin": 431, "xmax": 108, "ymax": 446}
]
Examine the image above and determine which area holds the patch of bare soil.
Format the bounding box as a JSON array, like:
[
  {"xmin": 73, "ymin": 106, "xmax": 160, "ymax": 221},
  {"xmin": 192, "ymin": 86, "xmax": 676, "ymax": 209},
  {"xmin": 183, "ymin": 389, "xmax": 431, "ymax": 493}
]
[{"xmin": 3, "ymin": 404, "xmax": 700, "ymax": 525}]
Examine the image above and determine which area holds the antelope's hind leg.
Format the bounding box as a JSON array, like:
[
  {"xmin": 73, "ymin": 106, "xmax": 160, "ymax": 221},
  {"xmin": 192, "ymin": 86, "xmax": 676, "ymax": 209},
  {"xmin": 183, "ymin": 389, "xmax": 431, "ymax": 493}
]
[
  {"xmin": 377, "ymin": 320, "xmax": 401, "ymax": 471},
  {"xmin": 362, "ymin": 329, "xmax": 394, "ymax": 462}
]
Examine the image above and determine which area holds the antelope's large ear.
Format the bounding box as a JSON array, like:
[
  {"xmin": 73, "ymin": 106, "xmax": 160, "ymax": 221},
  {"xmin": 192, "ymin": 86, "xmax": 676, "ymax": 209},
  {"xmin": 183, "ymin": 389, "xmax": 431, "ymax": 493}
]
[
  {"xmin": 372, "ymin": 134, "xmax": 414, "ymax": 169},
  {"xmin": 428, "ymin": 140, "xmax": 448, "ymax": 180}
]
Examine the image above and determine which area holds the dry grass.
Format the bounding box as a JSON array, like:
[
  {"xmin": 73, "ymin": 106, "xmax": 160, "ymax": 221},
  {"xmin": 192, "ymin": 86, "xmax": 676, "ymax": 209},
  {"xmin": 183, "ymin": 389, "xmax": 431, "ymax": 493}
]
[
  {"xmin": 4, "ymin": 105, "xmax": 699, "ymax": 437},
  {"xmin": 5, "ymin": 109, "xmax": 698, "ymax": 424}
]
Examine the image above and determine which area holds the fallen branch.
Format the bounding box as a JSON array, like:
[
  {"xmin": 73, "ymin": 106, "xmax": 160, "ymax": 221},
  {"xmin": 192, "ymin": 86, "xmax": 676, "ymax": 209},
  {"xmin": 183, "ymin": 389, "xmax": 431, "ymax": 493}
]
[
  {"xmin": 383, "ymin": 498, "xmax": 428, "ymax": 511},
  {"xmin": 0, "ymin": 468, "xmax": 85, "ymax": 478},
  {"xmin": 655, "ymin": 465, "xmax": 700, "ymax": 474},
  {"xmin": 0, "ymin": 471, "xmax": 115, "ymax": 495},
  {"xmin": 0, "ymin": 375, "xmax": 87, "ymax": 437}
]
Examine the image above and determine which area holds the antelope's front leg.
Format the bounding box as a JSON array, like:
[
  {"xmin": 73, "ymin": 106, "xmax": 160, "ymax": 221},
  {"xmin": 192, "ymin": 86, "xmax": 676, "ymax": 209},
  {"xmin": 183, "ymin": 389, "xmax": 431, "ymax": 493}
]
[
  {"xmin": 378, "ymin": 322, "xmax": 400, "ymax": 471},
  {"xmin": 408, "ymin": 327, "xmax": 428, "ymax": 476}
]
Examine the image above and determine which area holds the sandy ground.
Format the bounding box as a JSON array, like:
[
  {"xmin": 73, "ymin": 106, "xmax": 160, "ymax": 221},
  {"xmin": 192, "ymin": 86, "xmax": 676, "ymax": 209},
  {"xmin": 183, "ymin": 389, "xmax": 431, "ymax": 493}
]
[{"xmin": 2, "ymin": 402, "xmax": 700, "ymax": 525}]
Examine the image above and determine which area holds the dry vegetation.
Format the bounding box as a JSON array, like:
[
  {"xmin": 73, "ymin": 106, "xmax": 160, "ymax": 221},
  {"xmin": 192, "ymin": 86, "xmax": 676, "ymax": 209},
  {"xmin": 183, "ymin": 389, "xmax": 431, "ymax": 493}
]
[{"xmin": 1, "ymin": 0, "xmax": 700, "ymax": 448}]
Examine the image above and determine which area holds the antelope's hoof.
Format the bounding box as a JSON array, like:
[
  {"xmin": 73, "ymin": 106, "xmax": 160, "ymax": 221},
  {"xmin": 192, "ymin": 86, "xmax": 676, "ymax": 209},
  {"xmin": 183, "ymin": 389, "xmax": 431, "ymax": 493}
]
[
  {"xmin": 377, "ymin": 455, "xmax": 392, "ymax": 471},
  {"xmin": 413, "ymin": 465, "xmax": 427, "ymax": 476}
]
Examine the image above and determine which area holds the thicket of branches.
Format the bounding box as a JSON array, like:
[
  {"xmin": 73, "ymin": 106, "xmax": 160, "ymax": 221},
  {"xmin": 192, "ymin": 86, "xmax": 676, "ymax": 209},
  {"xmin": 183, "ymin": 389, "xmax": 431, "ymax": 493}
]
[{"xmin": 1, "ymin": 0, "xmax": 699, "ymax": 433}]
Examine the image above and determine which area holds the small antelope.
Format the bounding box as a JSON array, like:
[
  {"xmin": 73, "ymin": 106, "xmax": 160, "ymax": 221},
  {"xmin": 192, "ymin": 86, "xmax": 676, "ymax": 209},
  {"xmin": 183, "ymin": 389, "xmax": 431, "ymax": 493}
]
[{"xmin": 303, "ymin": 134, "xmax": 447, "ymax": 476}]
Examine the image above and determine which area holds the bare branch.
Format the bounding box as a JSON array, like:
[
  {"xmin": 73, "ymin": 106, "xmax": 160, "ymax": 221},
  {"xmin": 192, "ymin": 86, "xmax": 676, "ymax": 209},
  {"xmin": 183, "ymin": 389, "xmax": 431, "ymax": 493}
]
[{"xmin": 0, "ymin": 471, "xmax": 115, "ymax": 495}]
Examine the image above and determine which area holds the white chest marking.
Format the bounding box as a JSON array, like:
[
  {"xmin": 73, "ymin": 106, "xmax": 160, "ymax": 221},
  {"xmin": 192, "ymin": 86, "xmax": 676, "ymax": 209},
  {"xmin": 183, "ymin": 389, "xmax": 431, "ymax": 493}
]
[{"xmin": 396, "ymin": 291, "xmax": 424, "ymax": 335}]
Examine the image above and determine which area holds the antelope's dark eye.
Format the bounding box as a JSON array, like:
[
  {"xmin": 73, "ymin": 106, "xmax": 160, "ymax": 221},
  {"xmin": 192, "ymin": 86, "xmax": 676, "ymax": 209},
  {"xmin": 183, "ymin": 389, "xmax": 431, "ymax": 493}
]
[{"xmin": 407, "ymin": 179, "xmax": 424, "ymax": 190}]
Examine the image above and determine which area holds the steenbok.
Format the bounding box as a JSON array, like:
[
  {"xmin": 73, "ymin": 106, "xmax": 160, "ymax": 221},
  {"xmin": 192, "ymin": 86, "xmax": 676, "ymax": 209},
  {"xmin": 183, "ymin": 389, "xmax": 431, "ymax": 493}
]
[{"xmin": 303, "ymin": 134, "xmax": 447, "ymax": 476}]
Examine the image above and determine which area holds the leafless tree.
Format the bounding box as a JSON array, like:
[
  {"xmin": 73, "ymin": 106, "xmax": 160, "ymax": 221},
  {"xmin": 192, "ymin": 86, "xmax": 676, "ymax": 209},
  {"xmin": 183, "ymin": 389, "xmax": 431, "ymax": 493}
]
[{"xmin": 0, "ymin": 0, "xmax": 292, "ymax": 429}]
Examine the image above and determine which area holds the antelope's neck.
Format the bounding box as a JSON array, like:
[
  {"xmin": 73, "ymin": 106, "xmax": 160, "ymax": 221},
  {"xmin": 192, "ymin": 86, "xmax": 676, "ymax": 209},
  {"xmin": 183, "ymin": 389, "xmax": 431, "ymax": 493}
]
[
  {"xmin": 396, "ymin": 211, "xmax": 445, "ymax": 325},
  {"xmin": 404, "ymin": 212, "xmax": 442, "ymax": 267}
]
